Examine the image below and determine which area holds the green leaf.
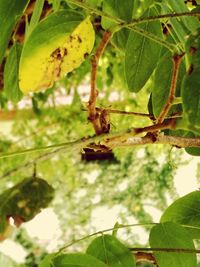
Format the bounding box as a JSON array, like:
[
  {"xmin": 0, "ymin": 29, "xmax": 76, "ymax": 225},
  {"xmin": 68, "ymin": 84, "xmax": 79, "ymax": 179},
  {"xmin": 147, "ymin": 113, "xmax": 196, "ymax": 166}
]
[
  {"xmin": 160, "ymin": 3, "xmax": 188, "ymax": 46},
  {"xmin": 53, "ymin": 253, "xmax": 106, "ymax": 267},
  {"xmin": 163, "ymin": 129, "xmax": 200, "ymax": 156},
  {"xmin": 0, "ymin": 0, "xmax": 29, "ymax": 65},
  {"xmin": 182, "ymin": 30, "xmax": 200, "ymax": 129},
  {"xmin": 53, "ymin": 0, "xmax": 61, "ymax": 11},
  {"xmin": 125, "ymin": 6, "xmax": 162, "ymax": 92},
  {"xmin": 102, "ymin": 0, "xmax": 134, "ymax": 50},
  {"xmin": 0, "ymin": 177, "xmax": 54, "ymax": 222},
  {"xmin": 161, "ymin": 191, "xmax": 200, "ymax": 239},
  {"xmin": 26, "ymin": 0, "xmax": 45, "ymax": 39},
  {"xmin": 86, "ymin": 0, "xmax": 102, "ymax": 7},
  {"xmin": 149, "ymin": 222, "xmax": 197, "ymax": 267},
  {"xmin": 19, "ymin": 10, "xmax": 95, "ymax": 93},
  {"xmin": 163, "ymin": 0, "xmax": 199, "ymax": 32},
  {"xmin": 152, "ymin": 51, "xmax": 185, "ymax": 118},
  {"xmin": 39, "ymin": 254, "xmax": 56, "ymax": 267},
  {"xmin": 102, "ymin": 0, "xmax": 133, "ymax": 29},
  {"xmin": 184, "ymin": 132, "xmax": 200, "ymax": 156},
  {"xmin": 0, "ymin": 215, "xmax": 7, "ymax": 233},
  {"xmin": 185, "ymin": 146, "xmax": 200, "ymax": 156},
  {"xmin": 3, "ymin": 43, "xmax": 23, "ymax": 103},
  {"xmin": 86, "ymin": 235, "xmax": 136, "ymax": 267},
  {"xmin": 182, "ymin": 69, "xmax": 200, "ymax": 128}
]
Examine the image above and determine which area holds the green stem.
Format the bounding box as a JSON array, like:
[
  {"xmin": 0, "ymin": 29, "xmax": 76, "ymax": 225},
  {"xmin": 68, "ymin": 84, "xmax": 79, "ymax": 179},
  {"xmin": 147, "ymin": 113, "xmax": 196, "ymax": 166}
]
[
  {"xmin": 126, "ymin": 11, "xmax": 200, "ymax": 27},
  {"xmin": 130, "ymin": 247, "xmax": 200, "ymax": 254},
  {"xmin": 58, "ymin": 223, "xmax": 157, "ymax": 253},
  {"xmin": 128, "ymin": 26, "xmax": 176, "ymax": 53},
  {"xmin": 65, "ymin": 0, "xmax": 178, "ymax": 53},
  {"xmin": 57, "ymin": 223, "xmax": 200, "ymax": 253},
  {"xmin": 172, "ymin": 97, "xmax": 182, "ymax": 105},
  {"xmin": 66, "ymin": 0, "xmax": 123, "ymax": 24}
]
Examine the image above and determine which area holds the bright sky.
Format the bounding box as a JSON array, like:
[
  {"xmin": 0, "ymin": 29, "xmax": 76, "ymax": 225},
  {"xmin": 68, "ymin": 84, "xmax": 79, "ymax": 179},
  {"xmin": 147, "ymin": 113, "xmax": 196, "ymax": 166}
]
[{"xmin": 0, "ymin": 151, "xmax": 199, "ymax": 263}]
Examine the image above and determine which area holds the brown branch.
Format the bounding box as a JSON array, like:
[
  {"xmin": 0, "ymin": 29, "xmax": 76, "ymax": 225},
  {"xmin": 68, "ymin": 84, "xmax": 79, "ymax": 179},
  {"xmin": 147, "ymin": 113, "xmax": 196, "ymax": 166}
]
[
  {"xmin": 1, "ymin": 132, "xmax": 200, "ymax": 179},
  {"xmin": 106, "ymin": 134, "xmax": 200, "ymax": 148},
  {"xmin": 157, "ymin": 54, "xmax": 184, "ymax": 124},
  {"xmin": 88, "ymin": 31, "xmax": 112, "ymax": 135}
]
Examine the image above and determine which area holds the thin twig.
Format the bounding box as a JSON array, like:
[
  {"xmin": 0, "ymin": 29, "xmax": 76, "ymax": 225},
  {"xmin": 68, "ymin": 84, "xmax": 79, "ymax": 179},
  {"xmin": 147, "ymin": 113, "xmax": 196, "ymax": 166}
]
[
  {"xmin": 96, "ymin": 107, "xmax": 154, "ymax": 119},
  {"xmin": 0, "ymin": 148, "xmax": 63, "ymax": 179},
  {"xmin": 84, "ymin": 107, "xmax": 182, "ymax": 120},
  {"xmin": 66, "ymin": 0, "xmax": 200, "ymax": 27},
  {"xmin": 66, "ymin": 0, "xmax": 178, "ymax": 53},
  {"xmin": 126, "ymin": 11, "xmax": 200, "ymax": 27},
  {"xmin": 58, "ymin": 223, "xmax": 156, "ymax": 253},
  {"xmin": 129, "ymin": 247, "xmax": 200, "ymax": 254},
  {"xmin": 157, "ymin": 54, "xmax": 184, "ymax": 124},
  {"xmin": 88, "ymin": 31, "xmax": 112, "ymax": 135}
]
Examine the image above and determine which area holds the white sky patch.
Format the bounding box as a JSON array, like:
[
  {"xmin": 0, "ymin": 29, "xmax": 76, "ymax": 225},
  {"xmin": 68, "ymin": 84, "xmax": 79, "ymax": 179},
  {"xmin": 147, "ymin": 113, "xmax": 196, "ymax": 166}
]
[
  {"xmin": 116, "ymin": 180, "xmax": 129, "ymax": 192},
  {"xmin": 76, "ymin": 188, "xmax": 87, "ymax": 198},
  {"xmin": 92, "ymin": 194, "xmax": 101, "ymax": 205},
  {"xmin": 23, "ymin": 208, "xmax": 62, "ymax": 252},
  {"xmin": 77, "ymin": 84, "xmax": 90, "ymax": 102},
  {"xmin": 174, "ymin": 153, "xmax": 199, "ymax": 196},
  {"xmin": 90, "ymin": 205, "xmax": 125, "ymax": 230},
  {"xmin": 143, "ymin": 203, "xmax": 162, "ymax": 222},
  {"xmin": 0, "ymin": 240, "xmax": 27, "ymax": 263},
  {"xmin": 137, "ymin": 148, "xmax": 145, "ymax": 158},
  {"xmin": 108, "ymin": 92, "xmax": 121, "ymax": 102},
  {"xmin": 85, "ymin": 170, "xmax": 99, "ymax": 184}
]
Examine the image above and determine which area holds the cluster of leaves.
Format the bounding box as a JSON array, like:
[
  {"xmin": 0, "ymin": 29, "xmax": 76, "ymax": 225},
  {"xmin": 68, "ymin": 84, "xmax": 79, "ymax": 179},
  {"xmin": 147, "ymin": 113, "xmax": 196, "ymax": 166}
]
[
  {"xmin": 1, "ymin": 0, "xmax": 200, "ymax": 266},
  {"xmin": 37, "ymin": 190, "xmax": 200, "ymax": 267},
  {"xmin": 0, "ymin": 0, "xmax": 200, "ymax": 154}
]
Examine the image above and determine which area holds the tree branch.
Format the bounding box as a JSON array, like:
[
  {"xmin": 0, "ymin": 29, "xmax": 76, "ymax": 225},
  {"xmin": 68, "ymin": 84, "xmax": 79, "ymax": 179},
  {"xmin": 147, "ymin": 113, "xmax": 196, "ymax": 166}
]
[
  {"xmin": 106, "ymin": 134, "xmax": 200, "ymax": 148},
  {"xmin": 88, "ymin": 31, "xmax": 112, "ymax": 135},
  {"xmin": 0, "ymin": 119, "xmax": 175, "ymax": 160},
  {"xmin": 1, "ymin": 124, "xmax": 200, "ymax": 179},
  {"xmin": 157, "ymin": 54, "xmax": 184, "ymax": 124}
]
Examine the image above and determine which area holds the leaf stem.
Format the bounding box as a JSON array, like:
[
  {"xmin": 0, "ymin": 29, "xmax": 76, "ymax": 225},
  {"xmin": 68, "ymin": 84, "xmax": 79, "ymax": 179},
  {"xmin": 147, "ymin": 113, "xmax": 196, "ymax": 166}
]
[
  {"xmin": 127, "ymin": 26, "xmax": 176, "ymax": 53},
  {"xmin": 58, "ymin": 223, "xmax": 157, "ymax": 252},
  {"xmin": 129, "ymin": 247, "xmax": 200, "ymax": 254},
  {"xmin": 125, "ymin": 11, "xmax": 200, "ymax": 27},
  {"xmin": 65, "ymin": 0, "xmax": 178, "ymax": 53},
  {"xmin": 157, "ymin": 54, "xmax": 184, "ymax": 124},
  {"xmin": 88, "ymin": 31, "xmax": 112, "ymax": 135}
]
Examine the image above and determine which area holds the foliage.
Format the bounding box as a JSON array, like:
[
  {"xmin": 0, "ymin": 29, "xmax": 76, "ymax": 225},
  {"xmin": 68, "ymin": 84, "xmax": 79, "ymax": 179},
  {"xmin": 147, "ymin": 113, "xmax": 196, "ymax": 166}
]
[{"xmin": 0, "ymin": 0, "xmax": 200, "ymax": 266}]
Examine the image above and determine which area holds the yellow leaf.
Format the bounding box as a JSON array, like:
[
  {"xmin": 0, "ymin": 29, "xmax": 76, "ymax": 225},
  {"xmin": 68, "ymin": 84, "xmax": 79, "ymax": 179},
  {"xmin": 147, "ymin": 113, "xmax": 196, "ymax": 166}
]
[{"xmin": 19, "ymin": 14, "xmax": 95, "ymax": 93}]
